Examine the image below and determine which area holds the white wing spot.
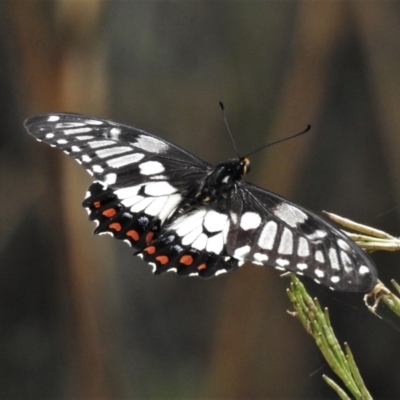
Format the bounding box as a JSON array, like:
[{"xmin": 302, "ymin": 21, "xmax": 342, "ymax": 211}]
[
  {"xmin": 81, "ymin": 155, "xmax": 91, "ymax": 163},
  {"xmin": 71, "ymin": 146, "xmax": 80, "ymax": 152},
  {"xmin": 254, "ymin": 253, "xmax": 269, "ymax": 263},
  {"xmin": 45, "ymin": 133, "xmax": 54, "ymax": 139},
  {"xmin": 329, "ymin": 248, "xmax": 340, "ymax": 270},
  {"xmin": 134, "ymin": 135, "xmax": 169, "ymax": 154},
  {"xmin": 278, "ymin": 228, "xmax": 293, "ymax": 255},
  {"xmin": 337, "ymin": 239, "xmax": 351, "ymax": 251},
  {"xmin": 139, "ymin": 161, "xmax": 165, "ymax": 175},
  {"xmin": 215, "ymin": 270, "xmax": 227, "ymax": 276},
  {"xmin": 315, "ymin": 269, "xmax": 325, "ymax": 278},
  {"xmin": 297, "ymin": 263, "xmax": 308, "ymax": 270},
  {"xmin": 167, "ymin": 267, "xmax": 177, "ymax": 273},
  {"xmin": 240, "ymin": 212, "xmax": 262, "ymax": 231},
  {"xmin": 145, "ymin": 196, "xmax": 169, "ymax": 216},
  {"xmin": 258, "ymin": 220, "xmax": 278, "ymax": 250},
  {"xmin": 47, "ymin": 115, "xmax": 60, "ymax": 122},
  {"xmin": 276, "ymin": 258, "xmax": 289, "ymax": 267},
  {"xmin": 106, "ymin": 153, "xmax": 145, "ymax": 168},
  {"xmin": 85, "ymin": 119, "xmax": 103, "ymax": 125},
  {"xmin": 204, "ymin": 210, "xmax": 228, "ymax": 233},
  {"xmin": 57, "ymin": 139, "xmax": 68, "ymax": 144},
  {"xmin": 96, "ymin": 146, "xmax": 132, "ymax": 158},
  {"xmin": 233, "ymin": 245, "xmax": 251, "ymax": 259},
  {"xmin": 359, "ymin": 265, "xmax": 370, "ymax": 275},
  {"xmin": 109, "ymin": 128, "xmax": 121, "ymax": 138},
  {"xmin": 192, "ymin": 233, "xmax": 208, "ymax": 251},
  {"xmin": 98, "ymin": 231, "xmax": 113, "ymax": 237},
  {"xmin": 104, "ymin": 173, "xmax": 117, "ymax": 185},
  {"xmin": 307, "ymin": 230, "xmax": 328, "ymax": 241},
  {"xmin": 88, "ymin": 140, "xmax": 115, "ymax": 149},
  {"xmin": 56, "ymin": 122, "xmax": 85, "ymax": 128},
  {"xmin": 181, "ymin": 226, "xmax": 203, "ymax": 246},
  {"xmin": 315, "ymin": 250, "xmax": 325, "ymax": 263},
  {"xmin": 175, "ymin": 214, "xmax": 203, "ymax": 237},
  {"xmin": 115, "ymin": 185, "xmax": 141, "ymax": 199},
  {"xmin": 149, "ymin": 262, "xmax": 157, "ymax": 273},
  {"xmin": 64, "ymin": 127, "xmax": 93, "ymax": 135},
  {"xmin": 297, "ymin": 237, "xmax": 309, "ymax": 257},
  {"xmin": 144, "ymin": 181, "xmax": 177, "ymax": 196},
  {"xmin": 124, "ymin": 195, "xmax": 144, "ymax": 208},
  {"xmin": 331, "ymin": 276, "xmax": 340, "ymax": 283},
  {"xmin": 75, "ymin": 136, "xmax": 94, "ymax": 141},
  {"xmin": 172, "ymin": 210, "xmax": 207, "ymax": 237},
  {"xmin": 273, "ymin": 203, "xmax": 308, "ymax": 227},
  {"xmin": 158, "ymin": 194, "xmax": 181, "ymax": 222},
  {"xmin": 130, "ymin": 197, "xmax": 154, "ymax": 213},
  {"xmin": 92, "ymin": 165, "xmax": 104, "ymax": 173},
  {"xmin": 340, "ymin": 251, "xmax": 353, "ymax": 272},
  {"xmin": 206, "ymin": 233, "xmax": 224, "ymax": 254}
]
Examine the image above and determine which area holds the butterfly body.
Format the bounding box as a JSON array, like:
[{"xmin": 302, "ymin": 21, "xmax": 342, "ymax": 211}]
[{"xmin": 25, "ymin": 113, "xmax": 377, "ymax": 292}]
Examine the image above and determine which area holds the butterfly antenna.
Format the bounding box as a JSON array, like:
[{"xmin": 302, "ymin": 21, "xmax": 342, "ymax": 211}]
[
  {"xmin": 244, "ymin": 124, "xmax": 311, "ymax": 158},
  {"xmin": 219, "ymin": 102, "xmax": 241, "ymax": 158}
]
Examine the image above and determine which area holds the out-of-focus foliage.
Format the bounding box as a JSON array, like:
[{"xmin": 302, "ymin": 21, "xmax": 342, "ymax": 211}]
[{"xmin": 1, "ymin": 2, "xmax": 400, "ymax": 399}]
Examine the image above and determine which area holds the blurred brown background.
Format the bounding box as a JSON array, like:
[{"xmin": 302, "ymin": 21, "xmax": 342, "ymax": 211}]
[{"xmin": 1, "ymin": 1, "xmax": 400, "ymax": 399}]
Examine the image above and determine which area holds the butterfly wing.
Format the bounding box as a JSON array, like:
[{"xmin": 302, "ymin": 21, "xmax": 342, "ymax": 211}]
[
  {"xmin": 25, "ymin": 113, "xmax": 377, "ymax": 292},
  {"xmin": 25, "ymin": 113, "xmax": 211, "ymax": 249},
  {"xmin": 223, "ymin": 182, "xmax": 377, "ymax": 292}
]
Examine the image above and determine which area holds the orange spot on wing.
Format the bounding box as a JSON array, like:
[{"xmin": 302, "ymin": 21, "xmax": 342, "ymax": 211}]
[
  {"xmin": 146, "ymin": 231, "xmax": 155, "ymax": 243},
  {"xmin": 180, "ymin": 255, "xmax": 193, "ymax": 265},
  {"xmin": 156, "ymin": 255, "xmax": 169, "ymax": 265},
  {"xmin": 144, "ymin": 246, "xmax": 156, "ymax": 254},
  {"xmin": 109, "ymin": 222, "xmax": 121, "ymax": 231},
  {"xmin": 103, "ymin": 208, "xmax": 116, "ymax": 217},
  {"xmin": 198, "ymin": 263, "xmax": 207, "ymax": 270},
  {"xmin": 93, "ymin": 201, "xmax": 101, "ymax": 208},
  {"xmin": 126, "ymin": 230, "xmax": 140, "ymax": 241}
]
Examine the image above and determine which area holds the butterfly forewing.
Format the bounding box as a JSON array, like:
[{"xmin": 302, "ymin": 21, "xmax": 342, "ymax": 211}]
[
  {"xmin": 25, "ymin": 113, "xmax": 210, "ymax": 187},
  {"xmin": 25, "ymin": 113, "xmax": 378, "ymax": 292}
]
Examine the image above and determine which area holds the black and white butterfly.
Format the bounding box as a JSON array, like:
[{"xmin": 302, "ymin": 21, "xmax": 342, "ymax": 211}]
[{"xmin": 25, "ymin": 113, "xmax": 377, "ymax": 292}]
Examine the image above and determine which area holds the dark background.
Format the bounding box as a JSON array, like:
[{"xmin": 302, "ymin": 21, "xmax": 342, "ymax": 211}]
[{"xmin": 1, "ymin": 2, "xmax": 400, "ymax": 399}]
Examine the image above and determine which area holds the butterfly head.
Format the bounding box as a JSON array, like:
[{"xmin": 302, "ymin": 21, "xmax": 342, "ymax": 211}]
[
  {"xmin": 199, "ymin": 157, "xmax": 251, "ymax": 202},
  {"xmin": 241, "ymin": 157, "xmax": 251, "ymax": 176}
]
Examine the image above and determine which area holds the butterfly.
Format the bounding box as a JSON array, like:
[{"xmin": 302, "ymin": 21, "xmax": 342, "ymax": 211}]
[{"xmin": 24, "ymin": 113, "xmax": 377, "ymax": 292}]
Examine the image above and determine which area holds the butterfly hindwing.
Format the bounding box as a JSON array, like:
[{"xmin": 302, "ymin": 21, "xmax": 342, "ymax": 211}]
[{"xmin": 141, "ymin": 207, "xmax": 241, "ymax": 278}]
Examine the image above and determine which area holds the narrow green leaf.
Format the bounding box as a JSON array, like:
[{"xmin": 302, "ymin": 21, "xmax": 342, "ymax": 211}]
[{"xmin": 323, "ymin": 375, "xmax": 352, "ymax": 400}]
